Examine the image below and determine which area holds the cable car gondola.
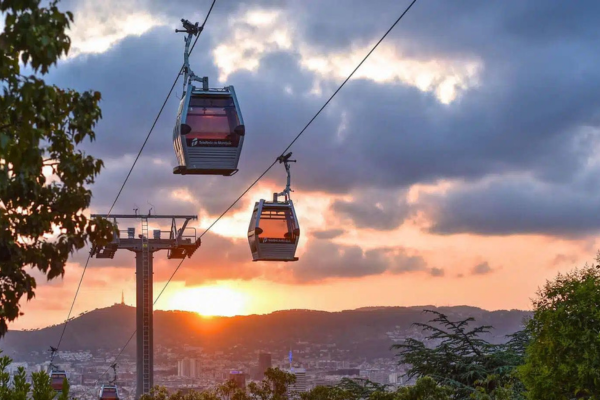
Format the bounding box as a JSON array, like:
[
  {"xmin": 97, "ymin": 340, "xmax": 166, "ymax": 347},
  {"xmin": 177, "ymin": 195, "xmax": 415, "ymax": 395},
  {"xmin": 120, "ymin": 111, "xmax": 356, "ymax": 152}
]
[
  {"xmin": 50, "ymin": 370, "xmax": 67, "ymax": 392},
  {"xmin": 48, "ymin": 346, "xmax": 68, "ymax": 393},
  {"xmin": 99, "ymin": 385, "xmax": 120, "ymax": 400},
  {"xmin": 99, "ymin": 364, "xmax": 120, "ymax": 400},
  {"xmin": 248, "ymin": 153, "xmax": 300, "ymax": 261},
  {"xmin": 173, "ymin": 19, "xmax": 245, "ymax": 176}
]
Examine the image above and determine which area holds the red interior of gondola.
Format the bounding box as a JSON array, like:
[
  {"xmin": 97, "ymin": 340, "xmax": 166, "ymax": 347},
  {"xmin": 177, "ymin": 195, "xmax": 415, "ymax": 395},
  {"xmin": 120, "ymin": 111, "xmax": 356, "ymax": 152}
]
[
  {"xmin": 258, "ymin": 208, "xmax": 297, "ymax": 242},
  {"xmin": 185, "ymin": 96, "xmax": 240, "ymax": 143}
]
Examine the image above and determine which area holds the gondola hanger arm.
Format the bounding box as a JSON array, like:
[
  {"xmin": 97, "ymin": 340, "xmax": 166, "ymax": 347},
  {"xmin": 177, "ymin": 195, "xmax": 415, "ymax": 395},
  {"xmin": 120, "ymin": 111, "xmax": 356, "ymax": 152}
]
[{"xmin": 175, "ymin": 19, "xmax": 202, "ymax": 35}]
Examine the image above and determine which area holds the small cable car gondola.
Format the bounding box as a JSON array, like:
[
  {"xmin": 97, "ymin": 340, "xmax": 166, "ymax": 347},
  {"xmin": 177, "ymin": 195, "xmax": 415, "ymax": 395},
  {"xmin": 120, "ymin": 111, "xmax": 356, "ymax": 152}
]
[
  {"xmin": 173, "ymin": 19, "xmax": 245, "ymax": 176},
  {"xmin": 99, "ymin": 385, "xmax": 119, "ymax": 400},
  {"xmin": 50, "ymin": 370, "xmax": 67, "ymax": 392},
  {"xmin": 248, "ymin": 153, "xmax": 300, "ymax": 261},
  {"xmin": 99, "ymin": 364, "xmax": 120, "ymax": 400},
  {"xmin": 48, "ymin": 346, "xmax": 68, "ymax": 393}
]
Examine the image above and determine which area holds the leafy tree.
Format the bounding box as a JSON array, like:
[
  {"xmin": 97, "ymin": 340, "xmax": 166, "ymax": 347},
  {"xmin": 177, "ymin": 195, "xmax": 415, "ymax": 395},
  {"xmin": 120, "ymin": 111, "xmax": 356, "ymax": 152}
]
[
  {"xmin": 0, "ymin": 350, "xmax": 66, "ymax": 400},
  {"xmin": 12, "ymin": 365, "xmax": 31, "ymax": 400},
  {"xmin": 247, "ymin": 368, "xmax": 296, "ymax": 400},
  {"xmin": 142, "ymin": 369, "xmax": 298, "ymax": 400},
  {"xmin": 393, "ymin": 311, "xmax": 526, "ymax": 399},
  {"xmin": 300, "ymin": 377, "xmax": 453, "ymax": 400},
  {"xmin": 337, "ymin": 378, "xmax": 390, "ymax": 399},
  {"xmin": 30, "ymin": 371, "xmax": 56, "ymax": 400},
  {"xmin": 470, "ymin": 376, "xmax": 520, "ymax": 400},
  {"xmin": 0, "ymin": 353, "xmax": 11, "ymax": 399},
  {"xmin": 300, "ymin": 385, "xmax": 354, "ymax": 400},
  {"xmin": 394, "ymin": 377, "xmax": 453, "ymax": 400},
  {"xmin": 218, "ymin": 379, "xmax": 247, "ymax": 400},
  {"xmin": 141, "ymin": 386, "xmax": 172, "ymax": 400},
  {"xmin": 0, "ymin": 0, "xmax": 114, "ymax": 335},
  {"xmin": 141, "ymin": 385, "xmax": 221, "ymax": 400},
  {"xmin": 518, "ymin": 263, "xmax": 600, "ymax": 399}
]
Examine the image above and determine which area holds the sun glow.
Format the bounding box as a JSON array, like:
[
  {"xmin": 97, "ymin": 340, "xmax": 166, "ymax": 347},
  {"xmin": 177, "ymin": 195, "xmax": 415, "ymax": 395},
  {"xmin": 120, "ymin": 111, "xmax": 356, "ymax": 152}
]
[{"xmin": 168, "ymin": 286, "xmax": 247, "ymax": 317}]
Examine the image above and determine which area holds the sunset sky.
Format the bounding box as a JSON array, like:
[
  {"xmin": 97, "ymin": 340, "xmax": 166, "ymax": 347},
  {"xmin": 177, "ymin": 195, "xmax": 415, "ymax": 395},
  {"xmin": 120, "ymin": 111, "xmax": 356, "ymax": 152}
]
[{"xmin": 12, "ymin": 0, "xmax": 600, "ymax": 330}]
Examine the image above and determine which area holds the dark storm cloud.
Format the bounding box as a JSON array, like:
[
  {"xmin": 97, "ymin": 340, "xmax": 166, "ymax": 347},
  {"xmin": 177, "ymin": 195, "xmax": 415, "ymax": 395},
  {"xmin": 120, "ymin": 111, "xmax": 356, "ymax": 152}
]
[
  {"xmin": 310, "ymin": 229, "xmax": 346, "ymax": 240},
  {"xmin": 332, "ymin": 190, "xmax": 410, "ymax": 231},
  {"xmin": 49, "ymin": 0, "xmax": 600, "ymax": 237},
  {"xmin": 471, "ymin": 262, "xmax": 493, "ymax": 275},
  {"xmin": 290, "ymin": 241, "xmax": 427, "ymax": 283},
  {"xmin": 389, "ymin": 251, "xmax": 426, "ymax": 273},
  {"xmin": 426, "ymin": 177, "xmax": 600, "ymax": 237}
]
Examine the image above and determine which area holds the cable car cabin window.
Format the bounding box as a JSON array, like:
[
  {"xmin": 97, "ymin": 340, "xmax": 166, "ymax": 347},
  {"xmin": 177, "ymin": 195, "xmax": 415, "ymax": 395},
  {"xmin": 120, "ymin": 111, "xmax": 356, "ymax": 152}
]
[
  {"xmin": 101, "ymin": 388, "xmax": 118, "ymax": 399},
  {"xmin": 185, "ymin": 96, "xmax": 241, "ymax": 148},
  {"xmin": 258, "ymin": 208, "xmax": 297, "ymax": 243}
]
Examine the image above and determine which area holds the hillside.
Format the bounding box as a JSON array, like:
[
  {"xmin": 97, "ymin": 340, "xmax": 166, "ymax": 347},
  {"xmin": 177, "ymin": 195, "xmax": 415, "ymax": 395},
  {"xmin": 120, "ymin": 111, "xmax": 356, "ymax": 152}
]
[{"xmin": 0, "ymin": 304, "xmax": 530, "ymax": 361}]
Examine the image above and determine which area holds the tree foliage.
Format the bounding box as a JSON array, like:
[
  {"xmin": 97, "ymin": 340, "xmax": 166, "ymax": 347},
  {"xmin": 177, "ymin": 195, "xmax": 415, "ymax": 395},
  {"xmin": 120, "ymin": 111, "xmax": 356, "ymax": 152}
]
[
  {"xmin": 141, "ymin": 369, "xmax": 297, "ymax": 400},
  {"xmin": 394, "ymin": 377, "xmax": 453, "ymax": 400},
  {"xmin": 0, "ymin": 0, "xmax": 114, "ymax": 335},
  {"xmin": 518, "ymin": 263, "xmax": 600, "ymax": 399},
  {"xmin": 337, "ymin": 377, "xmax": 390, "ymax": 399},
  {"xmin": 393, "ymin": 310, "xmax": 527, "ymax": 399},
  {"xmin": 247, "ymin": 368, "xmax": 297, "ymax": 400},
  {"xmin": 299, "ymin": 377, "xmax": 452, "ymax": 400},
  {"xmin": 299, "ymin": 385, "xmax": 354, "ymax": 400},
  {"xmin": 0, "ymin": 350, "xmax": 70, "ymax": 399}
]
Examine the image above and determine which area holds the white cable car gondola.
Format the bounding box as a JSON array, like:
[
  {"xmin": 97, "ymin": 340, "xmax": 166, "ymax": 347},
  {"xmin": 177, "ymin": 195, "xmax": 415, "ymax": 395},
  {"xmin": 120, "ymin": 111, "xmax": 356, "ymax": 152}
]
[
  {"xmin": 99, "ymin": 364, "xmax": 120, "ymax": 400},
  {"xmin": 248, "ymin": 153, "xmax": 300, "ymax": 261},
  {"xmin": 173, "ymin": 19, "xmax": 245, "ymax": 176}
]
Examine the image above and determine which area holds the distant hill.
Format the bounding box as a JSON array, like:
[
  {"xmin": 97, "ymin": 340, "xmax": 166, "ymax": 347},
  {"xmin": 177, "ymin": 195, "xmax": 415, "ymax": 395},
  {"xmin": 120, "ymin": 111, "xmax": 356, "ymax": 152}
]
[{"xmin": 0, "ymin": 305, "xmax": 530, "ymax": 361}]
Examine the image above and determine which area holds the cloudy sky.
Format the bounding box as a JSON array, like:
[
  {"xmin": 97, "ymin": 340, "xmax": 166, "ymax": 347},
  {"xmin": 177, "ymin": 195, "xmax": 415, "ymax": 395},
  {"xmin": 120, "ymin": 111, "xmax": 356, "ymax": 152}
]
[{"xmin": 12, "ymin": 0, "xmax": 600, "ymax": 329}]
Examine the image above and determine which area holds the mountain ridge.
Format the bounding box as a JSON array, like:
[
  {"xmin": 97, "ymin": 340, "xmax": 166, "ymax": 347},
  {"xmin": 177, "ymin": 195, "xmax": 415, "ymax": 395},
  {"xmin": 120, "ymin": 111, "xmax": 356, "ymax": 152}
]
[{"xmin": 0, "ymin": 304, "xmax": 531, "ymax": 361}]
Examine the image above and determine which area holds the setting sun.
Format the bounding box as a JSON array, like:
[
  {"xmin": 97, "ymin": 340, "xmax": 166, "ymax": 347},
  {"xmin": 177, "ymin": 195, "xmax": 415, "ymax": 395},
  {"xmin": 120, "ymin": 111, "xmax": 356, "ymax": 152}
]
[{"xmin": 168, "ymin": 286, "xmax": 247, "ymax": 317}]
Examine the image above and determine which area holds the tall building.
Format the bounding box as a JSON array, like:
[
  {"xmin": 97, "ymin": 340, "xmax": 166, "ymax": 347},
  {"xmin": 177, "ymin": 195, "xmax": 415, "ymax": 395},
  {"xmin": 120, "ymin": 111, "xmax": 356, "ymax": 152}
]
[
  {"xmin": 288, "ymin": 367, "xmax": 307, "ymax": 397},
  {"xmin": 389, "ymin": 373, "xmax": 404, "ymax": 386},
  {"xmin": 257, "ymin": 353, "xmax": 272, "ymax": 380},
  {"xmin": 360, "ymin": 369, "xmax": 389, "ymax": 385},
  {"xmin": 230, "ymin": 370, "xmax": 246, "ymax": 389},
  {"xmin": 178, "ymin": 359, "xmax": 201, "ymax": 379}
]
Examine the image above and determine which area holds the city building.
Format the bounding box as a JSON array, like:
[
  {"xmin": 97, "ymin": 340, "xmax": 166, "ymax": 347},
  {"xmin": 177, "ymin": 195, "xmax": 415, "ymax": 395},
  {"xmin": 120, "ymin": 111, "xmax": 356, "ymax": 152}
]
[
  {"xmin": 288, "ymin": 367, "xmax": 307, "ymax": 397},
  {"xmin": 257, "ymin": 353, "xmax": 272, "ymax": 380},
  {"xmin": 360, "ymin": 369, "xmax": 389, "ymax": 385},
  {"xmin": 177, "ymin": 359, "xmax": 201, "ymax": 379},
  {"xmin": 229, "ymin": 370, "xmax": 246, "ymax": 389},
  {"xmin": 389, "ymin": 372, "xmax": 405, "ymax": 386}
]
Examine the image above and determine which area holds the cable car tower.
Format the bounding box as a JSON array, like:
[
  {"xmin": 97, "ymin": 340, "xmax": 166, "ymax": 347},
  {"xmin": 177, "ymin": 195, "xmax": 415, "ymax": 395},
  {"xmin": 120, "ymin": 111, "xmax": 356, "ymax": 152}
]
[{"xmin": 91, "ymin": 212, "xmax": 201, "ymax": 398}]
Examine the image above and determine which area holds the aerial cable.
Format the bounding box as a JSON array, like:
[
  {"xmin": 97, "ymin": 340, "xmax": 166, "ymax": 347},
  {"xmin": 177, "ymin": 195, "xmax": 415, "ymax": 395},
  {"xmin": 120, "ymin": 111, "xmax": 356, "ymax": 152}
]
[
  {"xmin": 107, "ymin": 0, "xmax": 217, "ymax": 216},
  {"xmin": 52, "ymin": 0, "xmax": 217, "ymax": 355},
  {"xmin": 97, "ymin": 0, "xmax": 418, "ymax": 375},
  {"xmin": 200, "ymin": 0, "xmax": 418, "ymax": 237}
]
